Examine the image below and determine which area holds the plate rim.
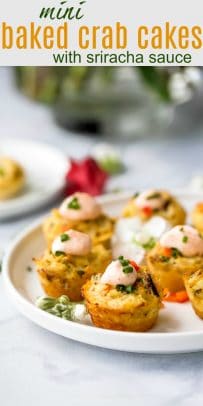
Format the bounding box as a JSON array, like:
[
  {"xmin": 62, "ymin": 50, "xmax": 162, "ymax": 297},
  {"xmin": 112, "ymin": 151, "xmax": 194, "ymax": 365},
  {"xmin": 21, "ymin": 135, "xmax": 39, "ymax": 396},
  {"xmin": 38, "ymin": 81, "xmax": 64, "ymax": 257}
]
[
  {"xmin": 0, "ymin": 137, "xmax": 69, "ymax": 219},
  {"xmin": 3, "ymin": 191, "xmax": 203, "ymax": 354}
]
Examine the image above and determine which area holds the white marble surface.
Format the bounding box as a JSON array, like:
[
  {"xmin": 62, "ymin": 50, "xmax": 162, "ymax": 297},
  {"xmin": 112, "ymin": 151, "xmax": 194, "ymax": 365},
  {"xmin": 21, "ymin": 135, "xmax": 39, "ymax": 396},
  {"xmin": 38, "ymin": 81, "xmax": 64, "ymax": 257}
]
[{"xmin": 1, "ymin": 67, "xmax": 203, "ymax": 405}]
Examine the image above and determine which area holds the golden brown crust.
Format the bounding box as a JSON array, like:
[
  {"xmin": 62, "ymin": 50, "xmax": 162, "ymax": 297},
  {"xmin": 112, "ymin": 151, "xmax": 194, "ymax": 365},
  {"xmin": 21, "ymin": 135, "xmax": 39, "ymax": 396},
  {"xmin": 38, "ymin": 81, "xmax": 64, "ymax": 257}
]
[
  {"xmin": 82, "ymin": 270, "xmax": 160, "ymax": 332},
  {"xmin": 147, "ymin": 243, "xmax": 203, "ymax": 296},
  {"xmin": 35, "ymin": 244, "xmax": 112, "ymax": 301},
  {"xmin": 0, "ymin": 157, "xmax": 25, "ymax": 200},
  {"xmin": 43, "ymin": 209, "xmax": 114, "ymax": 249},
  {"xmin": 184, "ymin": 269, "xmax": 203, "ymax": 319},
  {"xmin": 191, "ymin": 203, "xmax": 203, "ymax": 234},
  {"xmin": 122, "ymin": 190, "xmax": 186, "ymax": 226}
]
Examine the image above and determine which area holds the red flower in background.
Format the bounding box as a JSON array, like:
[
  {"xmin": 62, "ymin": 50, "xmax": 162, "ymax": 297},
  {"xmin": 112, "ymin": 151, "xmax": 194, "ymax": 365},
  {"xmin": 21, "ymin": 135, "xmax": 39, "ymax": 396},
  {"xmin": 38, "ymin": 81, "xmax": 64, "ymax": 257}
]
[{"xmin": 65, "ymin": 157, "xmax": 108, "ymax": 196}]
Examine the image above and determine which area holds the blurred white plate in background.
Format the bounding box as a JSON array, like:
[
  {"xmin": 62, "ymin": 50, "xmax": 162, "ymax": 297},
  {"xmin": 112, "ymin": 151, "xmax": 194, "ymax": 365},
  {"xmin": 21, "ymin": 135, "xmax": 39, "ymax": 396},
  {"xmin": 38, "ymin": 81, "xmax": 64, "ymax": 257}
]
[
  {"xmin": 0, "ymin": 138, "xmax": 68, "ymax": 219},
  {"xmin": 3, "ymin": 191, "xmax": 203, "ymax": 354}
]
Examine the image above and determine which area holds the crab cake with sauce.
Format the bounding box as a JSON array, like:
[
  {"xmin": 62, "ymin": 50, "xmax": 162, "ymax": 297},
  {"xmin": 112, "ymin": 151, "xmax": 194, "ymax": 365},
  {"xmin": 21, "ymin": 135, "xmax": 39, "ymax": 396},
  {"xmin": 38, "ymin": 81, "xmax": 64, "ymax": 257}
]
[
  {"xmin": 43, "ymin": 192, "xmax": 114, "ymax": 249},
  {"xmin": 82, "ymin": 257, "xmax": 160, "ymax": 332},
  {"xmin": 122, "ymin": 189, "xmax": 186, "ymax": 226},
  {"xmin": 147, "ymin": 225, "xmax": 203, "ymax": 296},
  {"xmin": 0, "ymin": 157, "xmax": 25, "ymax": 200},
  {"xmin": 35, "ymin": 229, "xmax": 112, "ymax": 302}
]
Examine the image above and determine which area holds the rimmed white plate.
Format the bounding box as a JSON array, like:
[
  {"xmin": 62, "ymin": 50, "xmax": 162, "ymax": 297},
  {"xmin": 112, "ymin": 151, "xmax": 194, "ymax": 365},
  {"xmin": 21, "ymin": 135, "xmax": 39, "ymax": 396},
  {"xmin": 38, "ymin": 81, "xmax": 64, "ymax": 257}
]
[
  {"xmin": 0, "ymin": 138, "xmax": 68, "ymax": 219},
  {"xmin": 3, "ymin": 192, "xmax": 203, "ymax": 354}
]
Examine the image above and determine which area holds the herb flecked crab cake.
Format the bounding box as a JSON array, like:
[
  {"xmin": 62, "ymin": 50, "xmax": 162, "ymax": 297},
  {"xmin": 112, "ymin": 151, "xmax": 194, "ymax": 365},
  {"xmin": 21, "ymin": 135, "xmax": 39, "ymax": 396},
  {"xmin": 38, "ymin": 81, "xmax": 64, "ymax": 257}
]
[
  {"xmin": 35, "ymin": 229, "xmax": 112, "ymax": 302},
  {"xmin": 122, "ymin": 189, "xmax": 186, "ymax": 226},
  {"xmin": 147, "ymin": 225, "xmax": 203, "ymax": 296},
  {"xmin": 43, "ymin": 192, "xmax": 114, "ymax": 249},
  {"xmin": 191, "ymin": 203, "xmax": 203, "ymax": 234},
  {"xmin": 0, "ymin": 157, "xmax": 25, "ymax": 200},
  {"xmin": 184, "ymin": 268, "xmax": 203, "ymax": 319},
  {"xmin": 82, "ymin": 257, "xmax": 160, "ymax": 332}
]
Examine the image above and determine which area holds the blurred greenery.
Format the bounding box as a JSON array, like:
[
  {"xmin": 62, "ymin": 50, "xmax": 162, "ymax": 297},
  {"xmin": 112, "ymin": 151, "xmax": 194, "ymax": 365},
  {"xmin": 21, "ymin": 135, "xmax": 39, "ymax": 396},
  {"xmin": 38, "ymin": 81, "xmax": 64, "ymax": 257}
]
[{"xmin": 15, "ymin": 66, "xmax": 171, "ymax": 104}]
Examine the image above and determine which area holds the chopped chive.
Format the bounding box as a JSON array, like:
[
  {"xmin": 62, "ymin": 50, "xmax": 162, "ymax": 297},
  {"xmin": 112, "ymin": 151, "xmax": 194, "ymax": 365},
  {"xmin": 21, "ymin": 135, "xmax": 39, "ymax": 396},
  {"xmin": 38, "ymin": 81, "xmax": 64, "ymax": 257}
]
[
  {"xmin": 125, "ymin": 285, "xmax": 134, "ymax": 294},
  {"xmin": 123, "ymin": 266, "xmax": 133, "ymax": 274},
  {"xmin": 55, "ymin": 251, "xmax": 66, "ymax": 256},
  {"xmin": 120, "ymin": 259, "xmax": 129, "ymax": 266},
  {"xmin": 116, "ymin": 284, "xmax": 134, "ymax": 294},
  {"xmin": 171, "ymin": 247, "xmax": 182, "ymax": 258},
  {"xmin": 116, "ymin": 284, "xmax": 126, "ymax": 292},
  {"xmin": 60, "ymin": 233, "xmax": 70, "ymax": 242},
  {"xmin": 160, "ymin": 255, "xmax": 170, "ymax": 263},
  {"xmin": 142, "ymin": 237, "xmax": 156, "ymax": 250},
  {"xmin": 68, "ymin": 197, "xmax": 81, "ymax": 210},
  {"xmin": 182, "ymin": 236, "xmax": 188, "ymax": 243}
]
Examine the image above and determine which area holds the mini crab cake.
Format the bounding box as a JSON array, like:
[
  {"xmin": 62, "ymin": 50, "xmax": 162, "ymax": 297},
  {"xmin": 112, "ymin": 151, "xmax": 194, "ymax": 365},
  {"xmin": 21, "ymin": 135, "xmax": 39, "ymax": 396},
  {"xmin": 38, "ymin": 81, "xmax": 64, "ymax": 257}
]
[
  {"xmin": 122, "ymin": 189, "xmax": 186, "ymax": 226},
  {"xmin": 43, "ymin": 192, "xmax": 114, "ymax": 249},
  {"xmin": 147, "ymin": 225, "xmax": 203, "ymax": 296},
  {"xmin": 0, "ymin": 157, "xmax": 25, "ymax": 200},
  {"xmin": 82, "ymin": 257, "xmax": 160, "ymax": 332},
  {"xmin": 191, "ymin": 203, "xmax": 203, "ymax": 234},
  {"xmin": 35, "ymin": 229, "xmax": 112, "ymax": 301},
  {"xmin": 184, "ymin": 269, "xmax": 203, "ymax": 319}
]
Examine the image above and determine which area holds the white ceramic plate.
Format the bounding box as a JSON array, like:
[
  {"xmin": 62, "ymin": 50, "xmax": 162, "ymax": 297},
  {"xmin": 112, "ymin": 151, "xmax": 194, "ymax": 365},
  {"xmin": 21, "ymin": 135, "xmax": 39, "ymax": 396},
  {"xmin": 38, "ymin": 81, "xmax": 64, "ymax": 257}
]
[
  {"xmin": 3, "ymin": 191, "xmax": 203, "ymax": 354},
  {"xmin": 0, "ymin": 138, "xmax": 68, "ymax": 219}
]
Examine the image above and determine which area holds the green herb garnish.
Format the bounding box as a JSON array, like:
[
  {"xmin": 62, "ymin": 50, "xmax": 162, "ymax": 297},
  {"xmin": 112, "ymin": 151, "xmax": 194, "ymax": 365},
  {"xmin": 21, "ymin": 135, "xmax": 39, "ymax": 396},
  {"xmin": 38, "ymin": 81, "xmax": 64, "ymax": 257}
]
[
  {"xmin": 142, "ymin": 237, "xmax": 156, "ymax": 250},
  {"xmin": 182, "ymin": 236, "xmax": 188, "ymax": 243},
  {"xmin": 55, "ymin": 251, "xmax": 66, "ymax": 256},
  {"xmin": 160, "ymin": 255, "xmax": 170, "ymax": 263},
  {"xmin": 60, "ymin": 233, "xmax": 70, "ymax": 242},
  {"xmin": 118, "ymin": 255, "xmax": 134, "ymax": 274},
  {"xmin": 125, "ymin": 285, "xmax": 135, "ymax": 294},
  {"xmin": 116, "ymin": 284, "xmax": 134, "ymax": 294},
  {"xmin": 123, "ymin": 266, "xmax": 133, "ymax": 274},
  {"xmin": 68, "ymin": 197, "xmax": 81, "ymax": 210},
  {"xmin": 118, "ymin": 255, "xmax": 129, "ymax": 266},
  {"xmin": 171, "ymin": 247, "xmax": 182, "ymax": 258},
  {"xmin": 0, "ymin": 168, "xmax": 4, "ymax": 176}
]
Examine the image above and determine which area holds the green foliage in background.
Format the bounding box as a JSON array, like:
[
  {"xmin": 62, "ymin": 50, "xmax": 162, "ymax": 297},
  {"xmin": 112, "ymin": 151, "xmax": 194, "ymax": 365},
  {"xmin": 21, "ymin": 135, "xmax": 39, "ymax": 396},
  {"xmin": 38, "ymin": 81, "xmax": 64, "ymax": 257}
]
[{"xmin": 15, "ymin": 66, "xmax": 171, "ymax": 105}]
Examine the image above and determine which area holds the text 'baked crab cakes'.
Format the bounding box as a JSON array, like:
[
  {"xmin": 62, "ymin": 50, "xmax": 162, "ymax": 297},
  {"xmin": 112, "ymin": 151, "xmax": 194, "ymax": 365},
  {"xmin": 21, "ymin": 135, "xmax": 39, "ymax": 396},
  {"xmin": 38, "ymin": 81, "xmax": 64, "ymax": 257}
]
[
  {"xmin": 82, "ymin": 257, "xmax": 160, "ymax": 332},
  {"xmin": 35, "ymin": 229, "xmax": 112, "ymax": 302},
  {"xmin": 122, "ymin": 189, "xmax": 186, "ymax": 226},
  {"xmin": 184, "ymin": 269, "xmax": 203, "ymax": 319},
  {"xmin": 147, "ymin": 225, "xmax": 203, "ymax": 297},
  {"xmin": 191, "ymin": 203, "xmax": 203, "ymax": 234},
  {"xmin": 0, "ymin": 157, "xmax": 25, "ymax": 200},
  {"xmin": 43, "ymin": 192, "xmax": 114, "ymax": 249}
]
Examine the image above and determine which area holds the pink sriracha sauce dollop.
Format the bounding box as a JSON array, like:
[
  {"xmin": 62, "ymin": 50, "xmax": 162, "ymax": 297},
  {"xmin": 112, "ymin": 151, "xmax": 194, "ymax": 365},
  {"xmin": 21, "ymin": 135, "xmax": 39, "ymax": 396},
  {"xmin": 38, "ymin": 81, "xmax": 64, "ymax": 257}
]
[
  {"xmin": 52, "ymin": 229, "xmax": 92, "ymax": 256},
  {"xmin": 160, "ymin": 225, "xmax": 203, "ymax": 257},
  {"xmin": 100, "ymin": 259, "xmax": 137, "ymax": 286},
  {"xmin": 59, "ymin": 192, "xmax": 102, "ymax": 221},
  {"xmin": 135, "ymin": 189, "xmax": 165, "ymax": 210}
]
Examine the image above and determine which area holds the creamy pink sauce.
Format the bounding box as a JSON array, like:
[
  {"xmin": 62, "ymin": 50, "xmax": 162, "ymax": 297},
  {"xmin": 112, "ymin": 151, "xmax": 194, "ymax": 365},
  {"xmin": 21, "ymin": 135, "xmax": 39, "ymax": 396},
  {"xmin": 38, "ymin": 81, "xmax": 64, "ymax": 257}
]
[
  {"xmin": 100, "ymin": 260, "xmax": 137, "ymax": 286},
  {"xmin": 160, "ymin": 225, "xmax": 203, "ymax": 257},
  {"xmin": 59, "ymin": 192, "xmax": 102, "ymax": 221},
  {"xmin": 52, "ymin": 229, "xmax": 92, "ymax": 256},
  {"xmin": 135, "ymin": 189, "xmax": 165, "ymax": 210}
]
